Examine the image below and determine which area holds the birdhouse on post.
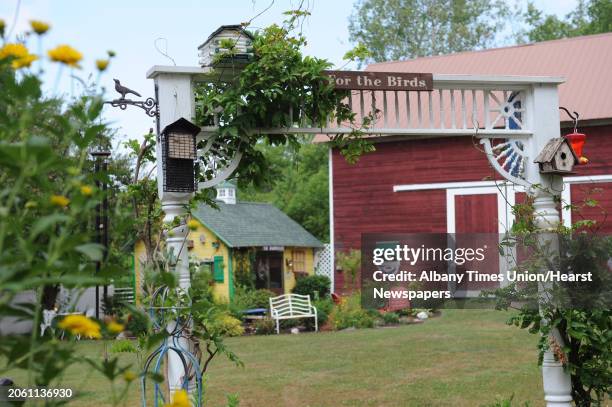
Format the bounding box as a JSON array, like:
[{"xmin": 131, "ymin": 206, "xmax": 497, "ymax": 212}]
[
  {"xmin": 534, "ymin": 137, "xmax": 579, "ymax": 175},
  {"xmin": 198, "ymin": 25, "xmax": 254, "ymax": 68},
  {"xmin": 161, "ymin": 118, "xmax": 200, "ymax": 192}
]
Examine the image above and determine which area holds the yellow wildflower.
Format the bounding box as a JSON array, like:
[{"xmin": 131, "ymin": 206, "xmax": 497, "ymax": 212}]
[
  {"xmin": 106, "ymin": 320, "xmax": 125, "ymax": 334},
  {"xmin": 50, "ymin": 194, "xmax": 70, "ymax": 208},
  {"xmin": 187, "ymin": 219, "xmax": 200, "ymax": 231},
  {"xmin": 48, "ymin": 44, "xmax": 82, "ymax": 67},
  {"xmin": 58, "ymin": 315, "xmax": 101, "ymax": 339},
  {"xmin": 30, "ymin": 20, "xmax": 50, "ymax": 35},
  {"xmin": 80, "ymin": 185, "xmax": 93, "ymax": 196},
  {"xmin": 95, "ymin": 59, "xmax": 109, "ymax": 71},
  {"xmin": 0, "ymin": 43, "xmax": 38, "ymax": 69},
  {"xmin": 164, "ymin": 389, "xmax": 190, "ymax": 407},
  {"xmin": 123, "ymin": 371, "xmax": 137, "ymax": 382}
]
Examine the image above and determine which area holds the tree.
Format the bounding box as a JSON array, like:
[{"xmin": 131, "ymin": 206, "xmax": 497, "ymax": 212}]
[
  {"xmin": 348, "ymin": 0, "xmax": 510, "ymax": 62},
  {"xmin": 520, "ymin": 0, "xmax": 612, "ymax": 43},
  {"xmin": 239, "ymin": 141, "xmax": 330, "ymax": 242}
]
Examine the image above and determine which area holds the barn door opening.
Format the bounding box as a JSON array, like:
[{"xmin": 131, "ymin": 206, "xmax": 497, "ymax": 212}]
[{"xmin": 446, "ymin": 186, "xmax": 515, "ymax": 296}]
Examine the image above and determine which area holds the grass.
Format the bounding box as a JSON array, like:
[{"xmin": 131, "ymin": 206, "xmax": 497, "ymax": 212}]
[{"xmin": 4, "ymin": 310, "xmax": 545, "ymax": 406}]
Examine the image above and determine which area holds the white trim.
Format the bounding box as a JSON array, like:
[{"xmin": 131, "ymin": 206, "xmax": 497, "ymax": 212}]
[
  {"xmin": 328, "ymin": 147, "xmax": 335, "ymax": 294},
  {"xmin": 395, "ymin": 180, "xmax": 526, "ymax": 193},
  {"xmin": 561, "ymin": 174, "xmax": 612, "ymax": 228}
]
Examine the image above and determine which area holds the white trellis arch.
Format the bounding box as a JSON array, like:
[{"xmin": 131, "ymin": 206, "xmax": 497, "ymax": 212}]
[{"xmin": 147, "ymin": 64, "xmax": 571, "ymax": 407}]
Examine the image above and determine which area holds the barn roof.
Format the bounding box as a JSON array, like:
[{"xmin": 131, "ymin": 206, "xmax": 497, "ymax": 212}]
[
  {"xmin": 192, "ymin": 201, "xmax": 323, "ymax": 248},
  {"xmin": 367, "ymin": 33, "xmax": 612, "ymax": 123}
]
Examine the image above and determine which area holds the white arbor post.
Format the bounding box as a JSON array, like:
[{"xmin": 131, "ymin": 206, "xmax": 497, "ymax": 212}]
[
  {"xmin": 149, "ymin": 70, "xmax": 195, "ymax": 395},
  {"xmin": 526, "ymin": 84, "xmax": 573, "ymax": 407}
]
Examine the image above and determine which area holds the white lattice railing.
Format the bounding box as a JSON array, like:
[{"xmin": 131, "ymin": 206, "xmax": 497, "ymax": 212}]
[
  {"xmin": 148, "ymin": 66, "xmax": 564, "ymax": 190},
  {"xmin": 196, "ymin": 75, "xmax": 565, "ymax": 138}
]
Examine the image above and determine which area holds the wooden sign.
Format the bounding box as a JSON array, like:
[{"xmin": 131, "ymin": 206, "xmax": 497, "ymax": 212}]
[{"xmin": 325, "ymin": 70, "xmax": 433, "ymax": 91}]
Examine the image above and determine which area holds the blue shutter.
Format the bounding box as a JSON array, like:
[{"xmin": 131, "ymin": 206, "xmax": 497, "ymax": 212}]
[{"xmin": 213, "ymin": 256, "xmax": 224, "ymax": 282}]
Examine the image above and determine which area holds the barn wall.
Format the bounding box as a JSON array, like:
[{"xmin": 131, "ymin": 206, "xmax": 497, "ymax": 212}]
[{"xmin": 332, "ymin": 124, "xmax": 612, "ymax": 252}]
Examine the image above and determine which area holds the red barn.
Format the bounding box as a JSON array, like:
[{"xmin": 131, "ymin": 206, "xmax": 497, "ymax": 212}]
[{"xmin": 321, "ymin": 33, "xmax": 612, "ymax": 293}]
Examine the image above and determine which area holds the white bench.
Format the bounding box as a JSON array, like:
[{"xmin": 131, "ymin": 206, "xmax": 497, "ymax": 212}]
[{"xmin": 269, "ymin": 294, "xmax": 318, "ymax": 334}]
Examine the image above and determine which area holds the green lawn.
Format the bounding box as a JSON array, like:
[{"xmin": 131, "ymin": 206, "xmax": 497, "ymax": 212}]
[{"xmin": 5, "ymin": 310, "xmax": 545, "ymax": 406}]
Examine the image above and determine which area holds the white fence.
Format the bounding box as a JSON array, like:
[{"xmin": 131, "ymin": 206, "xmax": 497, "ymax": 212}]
[{"xmin": 314, "ymin": 244, "xmax": 334, "ymax": 293}]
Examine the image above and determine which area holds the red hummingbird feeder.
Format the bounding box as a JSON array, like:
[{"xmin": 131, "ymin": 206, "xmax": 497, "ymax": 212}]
[{"xmin": 560, "ymin": 107, "xmax": 588, "ymax": 165}]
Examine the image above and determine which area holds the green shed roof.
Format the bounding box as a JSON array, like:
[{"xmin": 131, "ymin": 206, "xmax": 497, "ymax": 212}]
[{"xmin": 192, "ymin": 201, "xmax": 324, "ymax": 248}]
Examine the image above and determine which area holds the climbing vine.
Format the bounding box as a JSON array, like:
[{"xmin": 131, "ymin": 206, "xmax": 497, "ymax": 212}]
[{"xmin": 195, "ymin": 10, "xmax": 375, "ymax": 190}]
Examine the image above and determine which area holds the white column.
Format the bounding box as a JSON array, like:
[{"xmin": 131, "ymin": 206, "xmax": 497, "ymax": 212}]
[
  {"xmin": 152, "ymin": 72, "xmax": 195, "ymax": 395},
  {"xmin": 527, "ymin": 84, "xmax": 573, "ymax": 407}
]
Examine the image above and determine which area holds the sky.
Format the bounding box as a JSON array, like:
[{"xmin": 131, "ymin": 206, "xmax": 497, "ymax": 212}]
[{"xmin": 0, "ymin": 0, "xmax": 579, "ymax": 150}]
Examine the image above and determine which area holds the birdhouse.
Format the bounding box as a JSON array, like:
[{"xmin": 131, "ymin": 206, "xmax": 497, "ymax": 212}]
[
  {"xmin": 198, "ymin": 25, "xmax": 254, "ymax": 68},
  {"xmin": 161, "ymin": 118, "xmax": 200, "ymax": 192},
  {"xmin": 534, "ymin": 137, "xmax": 579, "ymax": 175}
]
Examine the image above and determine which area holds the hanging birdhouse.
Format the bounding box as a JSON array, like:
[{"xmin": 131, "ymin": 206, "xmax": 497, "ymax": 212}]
[
  {"xmin": 534, "ymin": 137, "xmax": 578, "ymax": 175},
  {"xmin": 198, "ymin": 25, "xmax": 254, "ymax": 68},
  {"xmin": 161, "ymin": 117, "xmax": 200, "ymax": 192}
]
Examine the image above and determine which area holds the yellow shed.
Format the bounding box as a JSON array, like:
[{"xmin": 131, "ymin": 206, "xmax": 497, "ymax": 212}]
[{"xmin": 134, "ymin": 181, "xmax": 323, "ymax": 303}]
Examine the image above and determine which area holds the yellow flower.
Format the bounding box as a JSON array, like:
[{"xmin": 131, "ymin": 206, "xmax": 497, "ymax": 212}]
[
  {"xmin": 48, "ymin": 44, "xmax": 82, "ymax": 67},
  {"xmin": 80, "ymin": 185, "xmax": 93, "ymax": 196},
  {"xmin": 30, "ymin": 20, "xmax": 50, "ymax": 35},
  {"xmin": 187, "ymin": 219, "xmax": 200, "ymax": 231},
  {"xmin": 0, "ymin": 43, "xmax": 38, "ymax": 69},
  {"xmin": 123, "ymin": 371, "xmax": 137, "ymax": 382},
  {"xmin": 106, "ymin": 320, "xmax": 125, "ymax": 334},
  {"xmin": 95, "ymin": 59, "xmax": 109, "ymax": 71},
  {"xmin": 58, "ymin": 315, "xmax": 101, "ymax": 339},
  {"xmin": 164, "ymin": 389, "xmax": 190, "ymax": 407},
  {"xmin": 50, "ymin": 194, "xmax": 70, "ymax": 208}
]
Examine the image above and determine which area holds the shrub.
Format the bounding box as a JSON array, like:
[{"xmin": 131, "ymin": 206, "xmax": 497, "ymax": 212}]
[
  {"xmin": 254, "ymin": 318, "xmax": 276, "ymax": 335},
  {"xmin": 208, "ymin": 313, "xmax": 245, "ymax": 337},
  {"xmin": 328, "ymin": 294, "xmax": 374, "ymax": 330},
  {"xmin": 336, "ymin": 249, "xmax": 361, "ymax": 282},
  {"xmin": 381, "ymin": 312, "xmax": 400, "ymax": 325},
  {"xmin": 292, "ymin": 275, "xmax": 330, "ymax": 299},
  {"xmin": 230, "ymin": 287, "xmax": 276, "ymax": 318},
  {"xmin": 304, "ymin": 298, "xmax": 334, "ymax": 330}
]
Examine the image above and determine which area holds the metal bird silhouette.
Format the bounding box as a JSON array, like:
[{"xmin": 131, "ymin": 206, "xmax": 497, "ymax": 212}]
[{"xmin": 113, "ymin": 79, "xmax": 141, "ymax": 100}]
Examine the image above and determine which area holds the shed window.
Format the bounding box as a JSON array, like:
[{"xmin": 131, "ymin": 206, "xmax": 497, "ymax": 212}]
[{"xmin": 292, "ymin": 250, "xmax": 306, "ymax": 273}]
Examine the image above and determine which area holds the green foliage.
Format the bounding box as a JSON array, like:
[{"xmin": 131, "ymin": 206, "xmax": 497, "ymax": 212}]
[
  {"xmin": 328, "ymin": 294, "xmax": 375, "ymax": 330},
  {"xmin": 519, "ymin": 0, "xmax": 612, "ymax": 43},
  {"xmin": 233, "ymin": 248, "xmax": 257, "ymax": 289},
  {"xmin": 484, "ymin": 394, "xmax": 531, "ymax": 407},
  {"xmin": 381, "ymin": 312, "xmax": 400, "ymax": 325},
  {"xmin": 492, "ymin": 194, "xmax": 612, "ymax": 406},
  {"xmin": 349, "ymin": 0, "xmax": 510, "ymax": 62},
  {"xmin": 253, "ymin": 318, "xmax": 276, "ymax": 335},
  {"xmin": 110, "ymin": 340, "xmax": 138, "ymax": 354},
  {"xmin": 195, "ymin": 14, "xmax": 374, "ymax": 192},
  {"xmin": 336, "ymin": 249, "xmax": 361, "ymax": 283},
  {"xmin": 230, "ymin": 287, "xmax": 276, "ymax": 317},
  {"xmin": 292, "ymin": 275, "xmax": 331, "ymax": 299},
  {"xmin": 208, "ymin": 313, "xmax": 245, "ymax": 337},
  {"xmin": 238, "ymin": 142, "xmax": 330, "ymax": 241},
  {"xmin": 312, "ymin": 298, "xmax": 335, "ymax": 326}
]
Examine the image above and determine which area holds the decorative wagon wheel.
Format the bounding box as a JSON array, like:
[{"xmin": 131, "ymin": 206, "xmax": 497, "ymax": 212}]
[{"xmin": 196, "ymin": 131, "xmax": 243, "ymax": 189}]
